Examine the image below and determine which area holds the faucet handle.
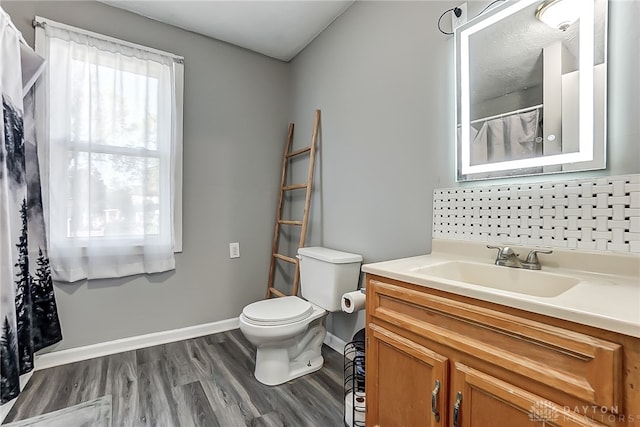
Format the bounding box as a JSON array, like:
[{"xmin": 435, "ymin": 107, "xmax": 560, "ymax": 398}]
[
  {"xmin": 487, "ymin": 245, "xmax": 504, "ymax": 258},
  {"xmin": 522, "ymin": 249, "xmax": 553, "ymax": 270},
  {"xmin": 525, "ymin": 249, "xmax": 553, "ymax": 264},
  {"xmin": 487, "ymin": 245, "xmax": 517, "ymax": 258}
]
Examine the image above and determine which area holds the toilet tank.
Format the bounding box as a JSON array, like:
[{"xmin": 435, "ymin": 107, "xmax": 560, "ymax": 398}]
[{"xmin": 297, "ymin": 247, "xmax": 363, "ymax": 311}]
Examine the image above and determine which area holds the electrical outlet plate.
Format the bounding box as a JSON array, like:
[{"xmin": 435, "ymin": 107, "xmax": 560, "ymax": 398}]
[
  {"xmin": 229, "ymin": 242, "xmax": 240, "ymax": 259},
  {"xmin": 451, "ymin": 2, "xmax": 468, "ymax": 31}
]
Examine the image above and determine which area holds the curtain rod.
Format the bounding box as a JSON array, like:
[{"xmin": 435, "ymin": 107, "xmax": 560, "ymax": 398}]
[
  {"xmin": 470, "ymin": 104, "xmax": 543, "ymax": 125},
  {"xmin": 32, "ymin": 17, "xmax": 184, "ymax": 64}
]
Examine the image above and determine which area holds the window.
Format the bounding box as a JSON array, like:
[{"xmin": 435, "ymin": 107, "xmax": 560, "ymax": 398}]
[{"xmin": 35, "ymin": 17, "xmax": 183, "ymax": 282}]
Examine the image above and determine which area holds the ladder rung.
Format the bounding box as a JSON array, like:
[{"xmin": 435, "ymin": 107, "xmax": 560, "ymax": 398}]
[
  {"xmin": 268, "ymin": 287, "xmax": 286, "ymax": 298},
  {"xmin": 282, "ymin": 183, "xmax": 307, "ymax": 191},
  {"xmin": 273, "ymin": 253, "xmax": 296, "ymax": 263},
  {"xmin": 286, "ymin": 146, "xmax": 311, "ymax": 158},
  {"xmin": 278, "ymin": 220, "xmax": 303, "ymax": 226}
]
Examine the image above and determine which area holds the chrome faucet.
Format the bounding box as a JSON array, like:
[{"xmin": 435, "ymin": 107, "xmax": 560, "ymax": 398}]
[
  {"xmin": 487, "ymin": 245, "xmax": 552, "ymax": 270},
  {"xmin": 487, "ymin": 245, "xmax": 522, "ymax": 268}
]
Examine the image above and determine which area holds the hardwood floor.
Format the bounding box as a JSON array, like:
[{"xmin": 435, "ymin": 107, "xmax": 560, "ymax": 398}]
[{"xmin": 3, "ymin": 329, "xmax": 345, "ymax": 426}]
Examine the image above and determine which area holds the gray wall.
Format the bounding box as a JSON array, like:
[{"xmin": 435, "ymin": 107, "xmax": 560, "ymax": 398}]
[
  {"xmin": 4, "ymin": 1, "xmax": 291, "ymax": 351},
  {"xmin": 289, "ymin": 0, "xmax": 640, "ymax": 342}
]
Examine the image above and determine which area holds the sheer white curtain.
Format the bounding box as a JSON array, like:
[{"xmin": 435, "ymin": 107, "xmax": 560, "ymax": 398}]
[{"xmin": 35, "ymin": 18, "xmax": 183, "ymax": 282}]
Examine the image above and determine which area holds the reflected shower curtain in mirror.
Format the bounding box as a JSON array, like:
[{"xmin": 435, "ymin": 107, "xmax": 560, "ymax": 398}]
[
  {"xmin": 1, "ymin": 8, "xmax": 62, "ymax": 405},
  {"xmin": 485, "ymin": 109, "xmax": 541, "ymax": 163},
  {"xmin": 470, "ymin": 109, "xmax": 541, "ymax": 165},
  {"xmin": 468, "ymin": 109, "xmax": 543, "ymax": 178}
]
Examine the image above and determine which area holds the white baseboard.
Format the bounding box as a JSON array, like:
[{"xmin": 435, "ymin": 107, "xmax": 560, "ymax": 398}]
[
  {"xmin": 35, "ymin": 317, "xmax": 239, "ymax": 371},
  {"xmin": 324, "ymin": 332, "xmax": 346, "ymax": 355}
]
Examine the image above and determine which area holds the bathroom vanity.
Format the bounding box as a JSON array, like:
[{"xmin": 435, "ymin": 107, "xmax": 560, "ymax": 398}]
[{"xmin": 363, "ymin": 241, "xmax": 640, "ymax": 426}]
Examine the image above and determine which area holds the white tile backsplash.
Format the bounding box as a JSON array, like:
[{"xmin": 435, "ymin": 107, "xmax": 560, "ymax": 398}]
[{"xmin": 433, "ymin": 175, "xmax": 640, "ymax": 253}]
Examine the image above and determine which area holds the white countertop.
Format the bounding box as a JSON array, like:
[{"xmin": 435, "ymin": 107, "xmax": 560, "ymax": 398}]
[{"xmin": 362, "ymin": 240, "xmax": 640, "ymax": 338}]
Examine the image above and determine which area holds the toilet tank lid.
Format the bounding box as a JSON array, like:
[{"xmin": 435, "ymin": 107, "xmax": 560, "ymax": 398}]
[{"xmin": 297, "ymin": 247, "xmax": 363, "ymax": 264}]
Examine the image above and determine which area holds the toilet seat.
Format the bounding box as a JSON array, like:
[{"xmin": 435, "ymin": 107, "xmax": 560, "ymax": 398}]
[{"xmin": 242, "ymin": 296, "xmax": 313, "ymax": 326}]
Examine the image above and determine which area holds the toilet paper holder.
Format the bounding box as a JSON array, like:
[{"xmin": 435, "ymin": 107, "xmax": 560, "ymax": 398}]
[{"xmin": 342, "ymin": 289, "xmax": 366, "ymax": 314}]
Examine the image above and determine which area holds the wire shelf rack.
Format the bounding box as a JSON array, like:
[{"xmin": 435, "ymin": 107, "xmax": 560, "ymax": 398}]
[{"xmin": 344, "ymin": 331, "xmax": 365, "ymax": 427}]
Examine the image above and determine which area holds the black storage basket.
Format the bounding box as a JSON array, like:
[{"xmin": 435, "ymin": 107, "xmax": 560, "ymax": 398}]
[{"xmin": 344, "ymin": 329, "xmax": 365, "ymax": 427}]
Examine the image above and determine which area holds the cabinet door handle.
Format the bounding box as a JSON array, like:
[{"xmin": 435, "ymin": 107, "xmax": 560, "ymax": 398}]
[
  {"xmin": 453, "ymin": 391, "xmax": 463, "ymax": 427},
  {"xmin": 431, "ymin": 379, "xmax": 440, "ymax": 422}
]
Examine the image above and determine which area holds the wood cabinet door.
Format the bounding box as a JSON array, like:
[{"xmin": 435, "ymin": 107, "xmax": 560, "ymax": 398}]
[
  {"xmin": 451, "ymin": 362, "xmax": 606, "ymax": 427},
  {"xmin": 366, "ymin": 324, "xmax": 448, "ymax": 427}
]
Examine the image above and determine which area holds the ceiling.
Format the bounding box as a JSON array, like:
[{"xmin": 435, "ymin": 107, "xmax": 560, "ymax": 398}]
[{"xmin": 101, "ymin": 0, "xmax": 354, "ymax": 62}]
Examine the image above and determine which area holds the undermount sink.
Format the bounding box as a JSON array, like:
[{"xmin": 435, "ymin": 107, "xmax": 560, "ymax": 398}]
[{"xmin": 412, "ymin": 261, "xmax": 580, "ymax": 297}]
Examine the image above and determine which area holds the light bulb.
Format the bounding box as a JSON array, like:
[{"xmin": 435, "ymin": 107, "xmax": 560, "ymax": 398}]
[{"xmin": 536, "ymin": 0, "xmax": 581, "ymax": 31}]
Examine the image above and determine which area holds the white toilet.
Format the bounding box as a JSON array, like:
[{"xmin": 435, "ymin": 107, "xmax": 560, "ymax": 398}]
[{"xmin": 239, "ymin": 247, "xmax": 363, "ymax": 386}]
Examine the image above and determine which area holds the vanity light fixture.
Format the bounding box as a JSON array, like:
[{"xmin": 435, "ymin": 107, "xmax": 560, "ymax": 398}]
[
  {"xmin": 535, "ymin": 0, "xmax": 581, "ymax": 31},
  {"xmin": 458, "ymin": 0, "xmax": 596, "ymax": 176}
]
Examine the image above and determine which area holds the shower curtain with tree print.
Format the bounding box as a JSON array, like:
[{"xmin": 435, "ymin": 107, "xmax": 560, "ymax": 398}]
[{"xmin": 1, "ymin": 8, "xmax": 62, "ymax": 404}]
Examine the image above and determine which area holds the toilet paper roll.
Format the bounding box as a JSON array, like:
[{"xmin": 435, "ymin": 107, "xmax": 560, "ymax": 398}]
[
  {"xmin": 341, "ymin": 290, "xmax": 366, "ymax": 314},
  {"xmin": 344, "ymin": 391, "xmax": 366, "ymax": 427}
]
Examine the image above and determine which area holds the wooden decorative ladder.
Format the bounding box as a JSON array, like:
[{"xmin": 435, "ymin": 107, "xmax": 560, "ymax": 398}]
[{"xmin": 266, "ymin": 110, "xmax": 320, "ymax": 298}]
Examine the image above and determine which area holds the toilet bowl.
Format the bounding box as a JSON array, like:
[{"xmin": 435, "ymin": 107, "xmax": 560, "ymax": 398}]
[
  {"xmin": 239, "ymin": 296, "xmax": 328, "ymax": 385},
  {"xmin": 239, "ymin": 247, "xmax": 363, "ymax": 386}
]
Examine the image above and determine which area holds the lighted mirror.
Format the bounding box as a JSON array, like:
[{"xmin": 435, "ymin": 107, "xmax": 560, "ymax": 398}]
[{"xmin": 455, "ymin": 0, "xmax": 607, "ymax": 181}]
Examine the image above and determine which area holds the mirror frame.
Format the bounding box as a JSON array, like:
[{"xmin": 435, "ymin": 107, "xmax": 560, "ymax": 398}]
[{"xmin": 455, "ymin": 0, "xmax": 607, "ymax": 181}]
